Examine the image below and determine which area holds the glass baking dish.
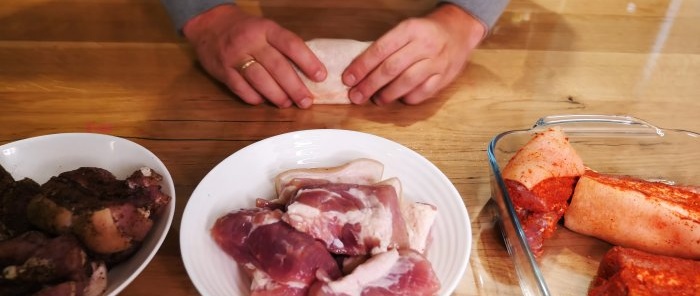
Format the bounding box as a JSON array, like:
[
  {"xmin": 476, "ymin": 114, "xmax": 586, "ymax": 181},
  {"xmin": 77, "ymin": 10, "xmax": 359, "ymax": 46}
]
[{"xmin": 487, "ymin": 114, "xmax": 700, "ymax": 296}]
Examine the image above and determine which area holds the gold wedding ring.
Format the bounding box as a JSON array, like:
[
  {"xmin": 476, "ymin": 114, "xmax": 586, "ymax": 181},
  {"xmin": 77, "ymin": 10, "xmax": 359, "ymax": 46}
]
[{"xmin": 237, "ymin": 59, "xmax": 258, "ymax": 73}]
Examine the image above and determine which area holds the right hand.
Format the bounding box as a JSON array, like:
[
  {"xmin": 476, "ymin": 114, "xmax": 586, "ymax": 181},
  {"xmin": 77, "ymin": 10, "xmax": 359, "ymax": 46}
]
[{"xmin": 182, "ymin": 4, "xmax": 326, "ymax": 109}]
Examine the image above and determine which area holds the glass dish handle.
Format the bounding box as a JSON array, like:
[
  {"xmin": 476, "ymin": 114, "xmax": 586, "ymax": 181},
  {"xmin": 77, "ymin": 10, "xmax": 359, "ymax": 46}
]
[{"xmin": 532, "ymin": 114, "xmax": 666, "ymax": 136}]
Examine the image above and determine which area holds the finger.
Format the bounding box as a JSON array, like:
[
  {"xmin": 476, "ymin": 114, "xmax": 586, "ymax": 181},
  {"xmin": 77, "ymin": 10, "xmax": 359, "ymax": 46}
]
[
  {"xmin": 207, "ymin": 55, "xmax": 264, "ymax": 105},
  {"xmin": 373, "ymin": 58, "xmax": 437, "ymax": 104},
  {"xmin": 223, "ymin": 69, "xmax": 265, "ymax": 105},
  {"xmin": 239, "ymin": 60, "xmax": 292, "ymax": 108},
  {"xmin": 401, "ymin": 74, "xmax": 443, "ymax": 105},
  {"xmin": 255, "ymin": 46, "xmax": 314, "ymax": 109},
  {"xmin": 348, "ymin": 41, "xmax": 428, "ymax": 104},
  {"xmin": 342, "ymin": 25, "xmax": 412, "ymax": 87},
  {"xmin": 268, "ymin": 28, "xmax": 327, "ymax": 82}
]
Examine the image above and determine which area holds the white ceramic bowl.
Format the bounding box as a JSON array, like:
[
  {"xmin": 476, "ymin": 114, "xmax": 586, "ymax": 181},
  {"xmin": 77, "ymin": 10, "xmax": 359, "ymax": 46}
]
[
  {"xmin": 0, "ymin": 133, "xmax": 176, "ymax": 295},
  {"xmin": 181, "ymin": 129, "xmax": 471, "ymax": 296}
]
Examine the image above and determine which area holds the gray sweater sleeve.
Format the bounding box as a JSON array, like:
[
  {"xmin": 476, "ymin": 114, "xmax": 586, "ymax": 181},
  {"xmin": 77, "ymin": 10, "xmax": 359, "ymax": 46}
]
[
  {"xmin": 439, "ymin": 0, "xmax": 510, "ymax": 31},
  {"xmin": 161, "ymin": 0, "xmax": 508, "ymax": 34},
  {"xmin": 160, "ymin": 0, "xmax": 234, "ymax": 32}
]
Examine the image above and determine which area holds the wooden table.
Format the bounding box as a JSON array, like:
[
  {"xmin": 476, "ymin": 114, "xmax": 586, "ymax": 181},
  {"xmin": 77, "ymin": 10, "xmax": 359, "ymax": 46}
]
[{"xmin": 1, "ymin": 0, "xmax": 699, "ymax": 295}]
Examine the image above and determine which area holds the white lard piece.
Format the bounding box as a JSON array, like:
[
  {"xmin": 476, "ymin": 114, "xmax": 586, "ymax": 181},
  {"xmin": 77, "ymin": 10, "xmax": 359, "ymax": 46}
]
[{"xmin": 297, "ymin": 39, "xmax": 372, "ymax": 104}]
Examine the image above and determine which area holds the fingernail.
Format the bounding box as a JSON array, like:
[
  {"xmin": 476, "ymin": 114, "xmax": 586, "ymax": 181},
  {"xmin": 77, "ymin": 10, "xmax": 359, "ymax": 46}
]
[
  {"xmin": 349, "ymin": 88, "xmax": 363, "ymax": 104},
  {"xmin": 344, "ymin": 74, "xmax": 356, "ymax": 86},
  {"xmin": 299, "ymin": 97, "xmax": 312, "ymax": 109},
  {"xmin": 314, "ymin": 70, "xmax": 326, "ymax": 82}
]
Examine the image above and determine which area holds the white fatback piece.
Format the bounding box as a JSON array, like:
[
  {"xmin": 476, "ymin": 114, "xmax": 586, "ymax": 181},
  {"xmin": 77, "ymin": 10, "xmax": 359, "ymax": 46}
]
[{"xmin": 298, "ymin": 39, "xmax": 372, "ymax": 104}]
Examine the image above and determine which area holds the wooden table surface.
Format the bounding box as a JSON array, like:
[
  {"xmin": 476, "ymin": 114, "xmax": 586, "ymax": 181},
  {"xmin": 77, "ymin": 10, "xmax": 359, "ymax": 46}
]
[{"xmin": 1, "ymin": 0, "xmax": 699, "ymax": 295}]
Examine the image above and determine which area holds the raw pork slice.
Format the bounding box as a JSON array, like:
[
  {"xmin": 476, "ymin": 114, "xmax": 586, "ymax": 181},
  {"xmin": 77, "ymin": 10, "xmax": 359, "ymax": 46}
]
[
  {"xmin": 260, "ymin": 158, "xmax": 384, "ymax": 209},
  {"xmin": 211, "ymin": 209, "xmax": 341, "ymax": 295},
  {"xmin": 378, "ymin": 177, "xmax": 437, "ymax": 254},
  {"xmin": 309, "ymin": 249, "xmax": 440, "ymax": 296},
  {"xmin": 275, "ymin": 158, "xmax": 384, "ymax": 196},
  {"xmin": 564, "ymin": 170, "xmax": 700, "ymax": 259},
  {"xmin": 502, "ymin": 127, "xmax": 585, "ymax": 256},
  {"xmin": 298, "ymin": 39, "xmax": 371, "ymax": 104},
  {"xmin": 589, "ymin": 246, "xmax": 700, "ymax": 296},
  {"xmin": 283, "ymin": 182, "xmax": 410, "ymax": 256},
  {"xmin": 400, "ymin": 201, "xmax": 437, "ymax": 254}
]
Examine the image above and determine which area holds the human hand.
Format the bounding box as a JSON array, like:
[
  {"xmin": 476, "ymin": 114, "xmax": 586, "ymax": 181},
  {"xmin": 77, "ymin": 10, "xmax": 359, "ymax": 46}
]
[
  {"xmin": 182, "ymin": 4, "xmax": 326, "ymax": 109},
  {"xmin": 342, "ymin": 4, "xmax": 486, "ymax": 105}
]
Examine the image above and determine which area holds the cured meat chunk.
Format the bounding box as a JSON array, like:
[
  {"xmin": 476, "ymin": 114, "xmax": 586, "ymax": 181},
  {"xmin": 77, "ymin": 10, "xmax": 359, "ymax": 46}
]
[
  {"xmin": 298, "ymin": 39, "xmax": 371, "ymax": 104},
  {"xmin": 564, "ymin": 170, "xmax": 700, "ymax": 259},
  {"xmin": 0, "ymin": 165, "xmax": 13, "ymax": 192},
  {"xmin": 0, "ymin": 233, "xmax": 107, "ymax": 296},
  {"xmin": 309, "ymin": 249, "xmax": 440, "ymax": 296},
  {"xmin": 26, "ymin": 167, "xmax": 171, "ymax": 264},
  {"xmin": 211, "ymin": 209, "xmax": 341, "ymax": 295},
  {"xmin": 0, "ymin": 178, "xmax": 41, "ymax": 240},
  {"xmin": 502, "ymin": 127, "xmax": 585, "ymax": 256},
  {"xmin": 589, "ymin": 246, "xmax": 700, "ymax": 296},
  {"xmin": 283, "ymin": 183, "xmax": 410, "ymax": 256}
]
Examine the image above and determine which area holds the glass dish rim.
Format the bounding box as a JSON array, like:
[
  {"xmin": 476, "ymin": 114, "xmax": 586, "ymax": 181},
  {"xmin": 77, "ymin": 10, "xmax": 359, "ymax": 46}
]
[{"xmin": 485, "ymin": 114, "xmax": 699, "ymax": 296}]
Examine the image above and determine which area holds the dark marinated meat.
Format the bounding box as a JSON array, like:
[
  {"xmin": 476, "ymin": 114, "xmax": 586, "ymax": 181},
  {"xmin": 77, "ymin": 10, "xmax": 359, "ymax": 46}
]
[
  {"xmin": 0, "ymin": 231, "xmax": 49, "ymax": 267},
  {"xmin": 0, "ymin": 165, "xmax": 13, "ymax": 191},
  {"xmin": 1, "ymin": 178, "xmax": 41, "ymax": 240},
  {"xmin": 0, "ymin": 164, "xmax": 168, "ymax": 296},
  {"xmin": 26, "ymin": 167, "xmax": 170, "ymax": 263},
  {"xmin": 0, "ymin": 233, "xmax": 106, "ymax": 296},
  {"xmin": 37, "ymin": 167, "xmax": 168, "ymax": 214}
]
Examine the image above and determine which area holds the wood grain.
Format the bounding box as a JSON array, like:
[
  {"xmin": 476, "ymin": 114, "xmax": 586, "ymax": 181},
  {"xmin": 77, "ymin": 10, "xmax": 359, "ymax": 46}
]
[{"xmin": 1, "ymin": 0, "xmax": 699, "ymax": 295}]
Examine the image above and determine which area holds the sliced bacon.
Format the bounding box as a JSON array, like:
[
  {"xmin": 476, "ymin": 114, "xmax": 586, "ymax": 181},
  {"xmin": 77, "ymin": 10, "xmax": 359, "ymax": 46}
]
[
  {"xmin": 283, "ymin": 183, "xmax": 409, "ymax": 256},
  {"xmin": 267, "ymin": 158, "xmax": 384, "ymax": 208},
  {"xmin": 309, "ymin": 249, "xmax": 440, "ymax": 296},
  {"xmin": 211, "ymin": 209, "xmax": 342, "ymax": 295},
  {"xmin": 213, "ymin": 158, "xmax": 442, "ymax": 295},
  {"xmin": 400, "ymin": 201, "xmax": 437, "ymax": 254}
]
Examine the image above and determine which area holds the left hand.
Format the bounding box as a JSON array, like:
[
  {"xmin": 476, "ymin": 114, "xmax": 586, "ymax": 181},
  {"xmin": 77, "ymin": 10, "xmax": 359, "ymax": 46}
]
[{"xmin": 342, "ymin": 4, "xmax": 486, "ymax": 105}]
